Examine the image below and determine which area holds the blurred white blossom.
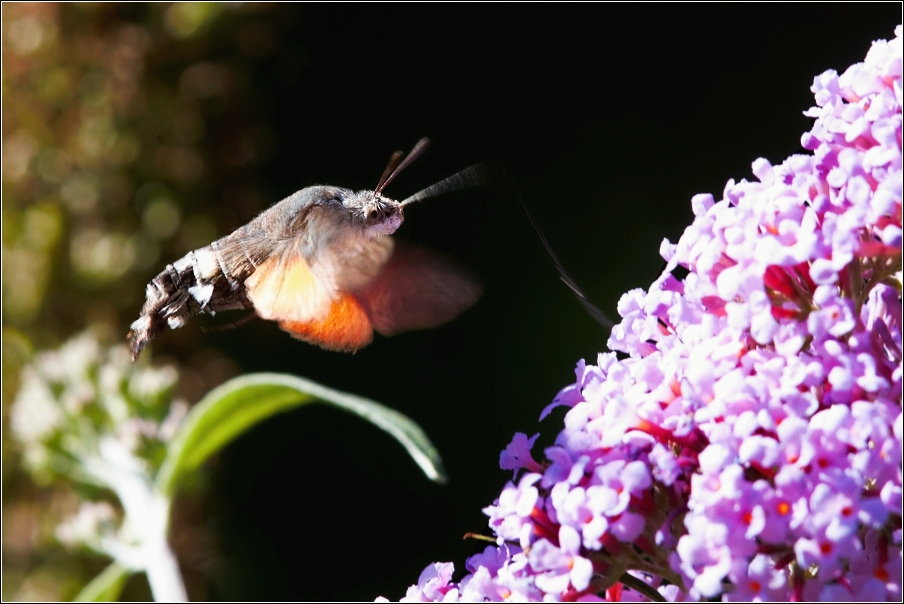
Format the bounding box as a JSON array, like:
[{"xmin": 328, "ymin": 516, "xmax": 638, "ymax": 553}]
[{"xmin": 11, "ymin": 331, "xmax": 189, "ymax": 600}]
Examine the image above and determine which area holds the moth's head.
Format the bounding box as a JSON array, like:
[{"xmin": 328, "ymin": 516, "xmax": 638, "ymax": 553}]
[
  {"xmin": 341, "ymin": 190, "xmax": 404, "ymax": 236},
  {"xmin": 297, "ymin": 186, "xmax": 404, "ymax": 236}
]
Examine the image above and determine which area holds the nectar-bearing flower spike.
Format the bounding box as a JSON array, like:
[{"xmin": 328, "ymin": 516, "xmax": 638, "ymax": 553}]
[{"xmin": 387, "ymin": 25, "xmax": 902, "ymax": 602}]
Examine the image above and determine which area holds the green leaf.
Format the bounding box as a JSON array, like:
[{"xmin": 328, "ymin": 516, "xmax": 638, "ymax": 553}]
[
  {"xmin": 155, "ymin": 372, "xmax": 446, "ymax": 496},
  {"xmin": 72, "ymin": 562, "xmax": 131, "ymax": 602}
]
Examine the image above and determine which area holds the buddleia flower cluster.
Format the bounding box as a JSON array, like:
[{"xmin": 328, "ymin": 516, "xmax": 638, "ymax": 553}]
[{"xmin": 389, "ymin": 26, "xmax": 902, "ymax": 602}]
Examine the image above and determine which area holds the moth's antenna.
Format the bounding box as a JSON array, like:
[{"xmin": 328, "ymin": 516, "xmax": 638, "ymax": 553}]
[
  {"xmin": 375, "ymin": 138, "xmax": 431, "ymax": 196},
  {"xmin": 400, "ymin": 163, "xmax": 494, "ymax": 207},
  {"xmin": 375, "ymin": 150, "xmax": 404, "ymax": 195},
  {"xmin": 505, "ymin": 167, "xmax": 615, "ymax": 331}
]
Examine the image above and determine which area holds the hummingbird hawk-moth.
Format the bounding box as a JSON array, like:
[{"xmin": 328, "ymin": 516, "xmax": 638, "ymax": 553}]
[{"xmin": 128, "ymin": 139, "xmax": 484, "ymax": 361}]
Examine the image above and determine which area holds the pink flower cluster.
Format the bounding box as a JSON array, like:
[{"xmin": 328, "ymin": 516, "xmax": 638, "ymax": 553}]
[{"xmin": 390, "ymin": 27, "xmax": 902, "ymax": 602}]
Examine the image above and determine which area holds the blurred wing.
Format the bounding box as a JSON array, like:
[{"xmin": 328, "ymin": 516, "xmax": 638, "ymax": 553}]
[
  {"xmin": 245, "ymin": 245, "xmax": 375, "ymax": 352},
  {"xmin": 245, "ymin": 248, "xmax": 333, "ymax": 323},
  {"xmin": 358, "ymin": 244, "xmax": 482, "ymax": 336},
  {"xmin": 326, "ymin": 234, "xmax": 395, "ymax": 293}
]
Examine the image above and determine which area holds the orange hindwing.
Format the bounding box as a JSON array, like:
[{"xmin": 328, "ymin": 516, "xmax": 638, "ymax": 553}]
[
  {"xmin": 278, "ymin": 293, "xmax": 373, "ymax": 352},
  {"xmin": 246, "ymin": 252, "xmax": 374, "ymax": 351}
]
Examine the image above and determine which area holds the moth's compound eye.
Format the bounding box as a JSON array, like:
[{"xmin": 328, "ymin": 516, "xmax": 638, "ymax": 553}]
[{"xmin": 366, "ymin": 208, "xmax": 385, "ymax": 226}]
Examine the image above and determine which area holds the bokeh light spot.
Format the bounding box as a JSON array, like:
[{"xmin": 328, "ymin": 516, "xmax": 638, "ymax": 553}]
[
  {"xmin": 164, "ymin": 3, "xmax": 223, "ymax": 40},
  {"xmin": 142, "ymin": 197, "xmax": 182, "ymax": 240}
]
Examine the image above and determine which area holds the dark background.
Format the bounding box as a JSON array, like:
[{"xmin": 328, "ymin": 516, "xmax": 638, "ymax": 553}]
[{"xmin": 4, "ymin": 3, "xmax": 900, "ymax": 601}]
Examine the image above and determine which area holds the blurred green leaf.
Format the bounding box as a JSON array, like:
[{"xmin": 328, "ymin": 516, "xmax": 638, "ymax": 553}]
[
  {"xmin": 72, "ymin": 562, "xmax": 131, "ymax": 602},
  {"xmin": 155, "ymin": 372, "xmax": 447, "ymax": 496}
]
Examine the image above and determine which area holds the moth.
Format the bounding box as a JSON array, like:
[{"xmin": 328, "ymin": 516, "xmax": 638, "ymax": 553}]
[{"xmin": 128, "ymin": 139, "xmax": 484, "ymax": 362}]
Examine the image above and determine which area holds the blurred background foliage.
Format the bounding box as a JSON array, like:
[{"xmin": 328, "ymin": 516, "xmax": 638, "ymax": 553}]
[{"xmin": 2, "ymin": 3, "xmax": 901, "ymax": 601}]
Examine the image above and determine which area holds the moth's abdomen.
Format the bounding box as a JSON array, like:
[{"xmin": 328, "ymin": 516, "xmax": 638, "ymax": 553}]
[{"xmin": 128, "ymin": 244, "xmax": 253, "ymax": 361}]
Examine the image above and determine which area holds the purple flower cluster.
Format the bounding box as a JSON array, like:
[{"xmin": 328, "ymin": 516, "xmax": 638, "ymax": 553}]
[{"xmin": 388, "ymin": 28, "xmax": 902, "ymax": 602}]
